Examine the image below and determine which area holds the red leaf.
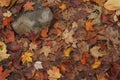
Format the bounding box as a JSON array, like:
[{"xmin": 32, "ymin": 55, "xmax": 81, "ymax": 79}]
[{"xmin": 2, "ymin": 17, "xmax": 14, "ymax": 30}]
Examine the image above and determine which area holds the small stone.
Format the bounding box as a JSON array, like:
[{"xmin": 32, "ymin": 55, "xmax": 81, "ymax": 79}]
[{"xmin": 12, "ymin": 7, "xmax": 53, "ymax": 35}]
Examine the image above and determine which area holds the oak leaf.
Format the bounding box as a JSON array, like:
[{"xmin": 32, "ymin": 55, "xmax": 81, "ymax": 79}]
[{"xmin": 23, "ymin": 1, "xmax": 35, "ymax": 12}]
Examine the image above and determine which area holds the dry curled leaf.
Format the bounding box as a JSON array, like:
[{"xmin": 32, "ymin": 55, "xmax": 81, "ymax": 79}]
[
  {"xmin": 47, "ymin": 66, "xmax": 62, "ymax": 80},
  {"xmin": 63, "ymin": 47, "xmax": 73, "ymax": 57},
  {"xmin": 23, "ymin": 1, "xmax": 35, "ymax": 12},
  {"xmin": 21, "ymin": 51, "xmax": 33, "ymax": 64},
  {"xmin": 92, "ymin": 59, "xmax": 101, "ymax": 69},
  {"xmin": 40, "ymin": 28, "xmax": 48, "ymax": 38},
  {"xmin": 0, "ymin": 41, "xmax": 10, "ymax": 61}
]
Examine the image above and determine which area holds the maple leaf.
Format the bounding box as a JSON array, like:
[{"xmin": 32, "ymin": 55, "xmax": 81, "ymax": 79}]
[
  {"xmin": 21, "ymin": 51, "xmax": 33, "ymax": 64},
  {"xmin": 91, "ymin": 58, "xmax": 101, "ymax": 69},
  {"xmin": 0, "ymin": 0, "xmax": 11, "ymax": 7},
  {"xmin": 85, "ymin": 21, "xmax": 95, "ymax": 31},
  {"xmin": 40, "ymin": 46, "xmax": 52, "ymax": 57},
  {"xmin": 1, "ymin": 29, "xmax": 15, "ymax": 43},
  {"xmin": 47, "ymin": 66, "xmax": 62, "ymax": 80},
  {"xmin": 0, "ymin": 41, "xmax": 10, "ymax": 61},
  {"xmin": 23, "ymin": 1, "xmax": 35, "ymax": 12},
  {"xmin": 0, "ymin": 66, "xmax": 11, "ymax": 80},
  {"xmin": 59, "ymin": 3, "xmax": 67, "ymax": 11}
]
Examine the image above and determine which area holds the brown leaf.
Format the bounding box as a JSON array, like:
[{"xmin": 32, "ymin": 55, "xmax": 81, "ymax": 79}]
[
  {"xmin": 91, "ymin": 0, "xmax": 105, "ymax": 7},
  {"xmin": 40, "ymin": 28, "xmax": 48, "ymax": 38},
  {"xmin": 23, "ymin": 1, "xmax": 35, "ymax": 12}
]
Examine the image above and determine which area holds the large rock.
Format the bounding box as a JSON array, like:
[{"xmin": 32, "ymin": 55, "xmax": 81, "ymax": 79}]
[{"xmin": 12, "ymin": 7, "xmax": 53, "ymax": 35}]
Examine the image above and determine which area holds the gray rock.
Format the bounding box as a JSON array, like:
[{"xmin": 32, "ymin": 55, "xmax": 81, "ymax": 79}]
[{"xmin": 12, "ymin": 7, "xmax": 53, "ymax": 35}]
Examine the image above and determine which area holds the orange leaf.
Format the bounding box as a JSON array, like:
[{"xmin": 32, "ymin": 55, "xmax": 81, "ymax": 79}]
[
  {"xmin": 40, "ymin": 28, "xmax": 48, "ymax": 38},
  {"xmin": 23, "ymin": 1, "xmax": 35, "ymax": 12},
  {"xmin": 80, "ymin": 53, "xmax": 90, "ymax": 64},
  {"xmin": 85, "ymin": 21, "xmax": 95, "ymax": 31},
  {"xmin": 59, "ymin": 3, "xmax": 67, "ymax": 11}
]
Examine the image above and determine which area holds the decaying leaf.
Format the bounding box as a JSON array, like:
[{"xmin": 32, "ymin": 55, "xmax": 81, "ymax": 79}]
[
  {"xmin": 63, "ymin": 47, "xmax": 73, "ymax": 57},
  {"xmin": 92, "ymin": 58, "xmax": 101, "ymax": 69},
  {"xmin": 21, "ymin": 51, "xmax": 33, "ymax": 64},
  {"xmin": 23, "ymin": 1, "xmax": 35, "ymax": 12},
  {"xmin": 34, "ymin": 61, "xmax": 43, "ymax": 70},
  {"xmin": 104, "ymin": 0, "xmax": 120, "ymax": 10},
  {"xmin": 0, "ymin": 66, "xmax": 11, "ymax": 80},
  {"xmin": 40, "ymin": 46, "xmax": 52, "ymax": 57},
  {"xmin": 47, "ymin": 66, "xmax": 62, "ymax": 80},
  {"xmin": 0, "ymin": 41, "xmax": 10, "ymax": 61},
  {"xmin": 90, "ymin": 46, "xmax": 104, "ymax": 58},
  {"xmin": 0, "ymin": 0, "xmax": 11, "ymax": 7}
]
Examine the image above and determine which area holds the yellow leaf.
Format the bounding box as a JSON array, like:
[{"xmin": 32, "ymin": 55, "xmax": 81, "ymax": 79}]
[
  {"xmin": 47, "ymin": 66, "xmax": 62, "ymax": 80},
  {"xmin": 92, "ymin": 59, "xmax": 101, "ymax": 69},
  {"xmin": 21, "ymin": 51, "xmax": 33, "ymax": 64},
  {"xmin": 23, "ymin": 1, "xmax": 35, "ymax": 12},
  {"xmin": 63, "ymin": 47, "xmax": 73, "ymax": 57},
  {"xmin": 59, "ymin": 3, "xmax": 67, "ymax": 11}
]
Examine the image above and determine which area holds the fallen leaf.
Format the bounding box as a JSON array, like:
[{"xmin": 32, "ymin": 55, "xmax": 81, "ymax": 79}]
[
  {"xmin": 90, "ymin": 46, "xmax": 104, "ymax": 58},
  {"xmin": 63, "ymin": 47, "xmax": 73, "ymax": 57},
  {"xmin": 40, "ymin": 46, "xmax": 52, "ymax": 57},
  {"xmin": 47, "ymin": 66, "xmax": 62, "ymax": 80},
  {"xmin": 92, "ymin": 58, "xmax": 101, "ymax": 69},
  {"xmin": 0, "ymin": 0, "xmax": 11, "ymax": 7},
  {"xmin": 3, "ymin": 10, "xmax": 12, "ymax": 17},
  {"xmin": 2, "ymin": 17, "xmax": 14, "ymax": 30},
  {"xmin": 96, "ymin": 73, "xmax": 108, "ymax": 80},
  {"xmin": 85, "ymin": 21, "xmax": 95, "ymax": 31},
  {"xmin": 0, "ymin": 41, "xmax": 10, "ymax": 61},
  {"xmin": 34, "ymin": 61, "xmax": 43, "ymax": 70},
  {"xmin": 59, "ymin": 3, "xmax": 67, "ymax": 11},
  {"xmin": 40, "ymin": 28, "xmax": 48, "ymax": 38},
  {"xmin": 83, "ymin": 0, "xmax": 89, "ymax": 2},
  {"xmin": 8, "ymin": 0, "xmax": 18, "ymax": 9},
  {"xmin": 80, "ymin": 53, "xmax": 90, "ymax": 65},
  {"xmin": 1, "ymin": 29, "xmax": 15, "ymax": 43},
  {"xmin": 21, "ymin": 51, "xmax": 33, "ymax": 64},
  {"xmin": 23, "ymin": 1, "xmax": 35, "ymax": 12},
  {"xmin": 0, "ymin": 66, "xmax": 11, "ymax": 80},
  {"xmin": 104, "ymin": 0, "xmax": 120, "ymax": 10}
]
